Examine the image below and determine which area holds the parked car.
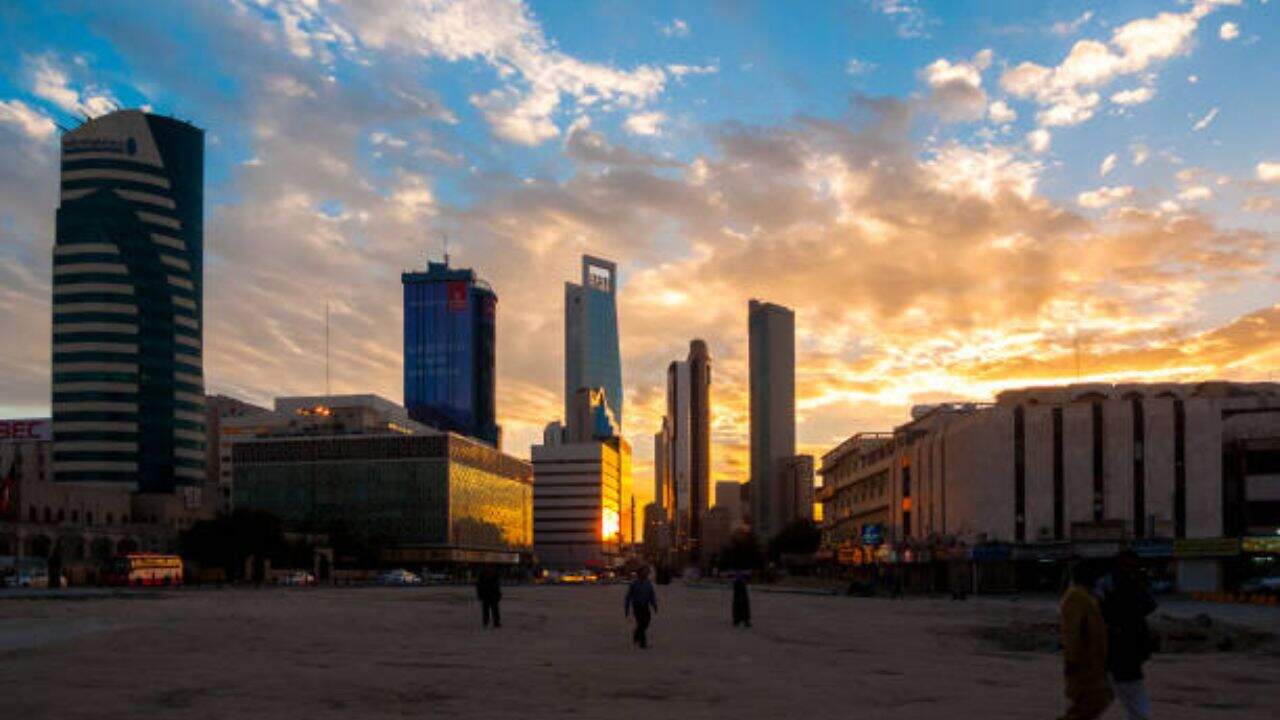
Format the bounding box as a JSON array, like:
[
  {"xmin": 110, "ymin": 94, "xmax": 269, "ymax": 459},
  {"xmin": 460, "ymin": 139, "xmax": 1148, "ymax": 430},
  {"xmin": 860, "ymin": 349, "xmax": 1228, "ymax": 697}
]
[
  {"xmin": 2, "ymin": 570, "xmax": 67, "ymax": 588},
  {"xmin": 423, "ymin": 572, "xmax": 452, "ymax": 585},
  {"xmin": 277, "ymin": 570, "xmax": 316, "ymax": 587},
  {"xmin": 1240, "ymin": 576, "xmax": 1280, "ymax": 595},
  {"xmin": 376, "ymin": 569, "xmax": 423, "ymax": 586}
]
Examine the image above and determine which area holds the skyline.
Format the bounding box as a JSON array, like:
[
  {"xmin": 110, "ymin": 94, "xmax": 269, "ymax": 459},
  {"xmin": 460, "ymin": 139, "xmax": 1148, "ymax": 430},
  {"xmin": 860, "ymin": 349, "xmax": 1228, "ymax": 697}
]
[{"xmin": 2, "ymin": 1, "xmax": 1280, "ymax": 513}]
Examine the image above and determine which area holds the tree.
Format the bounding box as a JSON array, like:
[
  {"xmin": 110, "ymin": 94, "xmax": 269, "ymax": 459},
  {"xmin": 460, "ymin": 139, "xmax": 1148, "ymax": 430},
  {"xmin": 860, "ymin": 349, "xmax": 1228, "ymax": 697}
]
[
  {"xmin": 718, "ymin": 528, "xmax": 763, "ymax": 570},
  {"xmin": 180, "ymin": 509, "xmax": 287, "ymax": 581},
  {"xmin": 768, "ymin": 518, "xmax": 821, "ymax": 560}
]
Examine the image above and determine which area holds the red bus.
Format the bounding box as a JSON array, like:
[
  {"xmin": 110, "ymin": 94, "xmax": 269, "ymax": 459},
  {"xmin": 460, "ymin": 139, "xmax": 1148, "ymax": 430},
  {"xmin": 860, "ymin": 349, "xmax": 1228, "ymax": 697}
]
[{"xmin": 103, "ymin": 553, "xmax": 184, "ymax": 587}]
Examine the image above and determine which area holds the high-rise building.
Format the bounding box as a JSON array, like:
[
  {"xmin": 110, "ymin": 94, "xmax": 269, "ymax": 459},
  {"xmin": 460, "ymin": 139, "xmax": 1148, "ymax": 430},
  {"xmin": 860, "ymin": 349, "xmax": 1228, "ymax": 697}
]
[
  {"xmin": 688, "ymin": 340, "xmax": 712, "ymax": 542},
  {"xmin": 748, "ymin": 300, "xmax": 796, "ymax": 541},
  {"xmin": 653, "ymin": 417, "xmax": 671, "ymax": 517},
  {"xmin": 564, "ymin": 255, "xmax": 623, "ymax": 430},
  {"xmin": 659, "ymin": 340, "xmax": 713, "ymax": 554},
  {"xmin": 402, "ymin": 258, "xmax": 500, "ymax": 446},
  {"xmin": 52, "ymin": 110, "xmax": 205, "ymax": 493},
  {"xmin": 715, "ymin": 480, "xmax": 744, "ymax": 525}
]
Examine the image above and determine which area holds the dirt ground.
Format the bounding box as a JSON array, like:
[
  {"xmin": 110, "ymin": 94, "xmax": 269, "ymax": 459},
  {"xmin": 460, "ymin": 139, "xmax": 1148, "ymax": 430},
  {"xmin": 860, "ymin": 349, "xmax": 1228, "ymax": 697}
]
[{"xmin": 2, "ymin": 584, "xmax": 1277, "ymax": 719}]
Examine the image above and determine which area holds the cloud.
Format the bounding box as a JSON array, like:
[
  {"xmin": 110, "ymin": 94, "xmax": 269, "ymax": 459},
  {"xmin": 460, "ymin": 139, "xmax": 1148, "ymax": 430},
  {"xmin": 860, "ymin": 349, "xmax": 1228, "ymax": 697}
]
[
  {"xmin": 1219, "ymin": 22, "xmax": 1240, "ymax": 41},
  {"xmin": 667, "ymin": 62, "xmax": 718, "ymax": 79},
  {"xmin": 1026, "ymin": 128, "xmax": 1051, "ymax": 154},
  {"xmin": 1052, "ymin": 10, "xmax": 1094, "ymax": 36},
  {"xmin": 1110, "ymin": 86, "xmax": 1155, "ymax": 106},
  {"xmin": 1, "ymin": 0, "xmax": 1275, "ymax": 506},
  {"xmin": 0, "ymin": 99, "xmax": 56, "ymax": 141},
  {"xmin": 29, "ymin": 55, "xmax": 118, "ymax": 118},
  {"xmin": 1178, "ymin": 185, "xmax": 1213, "ymax": 202},
  {"xmin": 988, "ymin": 100, "xmax": 1017, "ymax": 124},
  {"xmin": 659, "ymin": 18, "xmax": 690, "ymax": 38},
  {"xmin": 1131, "ymin": 144, "xmax": 1150, "ymax": 166},
  {"xmin": 1001, "ymin": 2, "xmax": 1233, "ymax": 127},
  {"xmin": 1099, "ymin": 153, "xmax": 1118, "ymax": 177},
  {"xmin": 921, "ymin": 49, "xmax": 992, "ymax": 121},
  {"xmin": 1077, "ymin": 185, "xmax": 1134, "ymax": 208},
  {"xmin": 870, "ymin": 0, "xmax": 929, "ymax": 39},
  {"xmin": 623, "ymin": 111, "xmax": 666, "ymax": 137},
  {"xmin": 1192, "ymin": 106, "xmax": 1219, "ymax": 131},
  {"xmin": 846, "ymin": 58, "xmax": 876, "ymax": 77},
  {"xmin": 332, "ymin": 0, "xmax": 668, "ymax": 145},
  {"xmin": 1256, "ymin": 161, "xmax": 1280, "ymax": 183}
]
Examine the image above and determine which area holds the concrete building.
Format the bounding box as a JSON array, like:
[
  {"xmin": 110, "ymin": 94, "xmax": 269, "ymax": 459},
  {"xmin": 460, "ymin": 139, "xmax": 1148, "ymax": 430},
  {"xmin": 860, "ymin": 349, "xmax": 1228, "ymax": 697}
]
[
  {"xmin": 817, "ymin": 433, "xmax": 894, "ymax": 548},
  {"xmin": 402, "ymin": 257, "xmax": 500, "ymax": 446},
  {"xmin": 1, "ymin": 418, "xmax": 202, "ymax": 584},
  {"xmin": 714, "ymin": 480, "xmax": 745, "ymax": 525},
  {"xmin": 748, "ymin": 300, "xmax": 796, "ymax": 541},
  {"xmin": 531, "ymin": 426, "xmax": 632, "ymax": 569},
  {"xmin": 205, "ymin": 395, "xmax": 272, "ymax": 514},
  {"xmin": 818, "ymin": 382, "xmax": 1280, "ymax": 592},
  {"xmin": 780, "ymin": 454, "xmax": 815, "ymax": 524},
  {"xmin": 210, "ymin": 394, "xmax": 432, "ymax": 517},
  {"xmin": 700, "ymin": 505, "xmax": 734, "ymax": 566},
  {"xmin": 564, "ymin": 255, "xmax": 623, "ymax": 429},
  {"xmin": 233, "ymin": 425, "xmax": 533, "ymax": 568},
  {"xmin": 53, "ymin": 110, "xmax": 206, "ymax": 493}
]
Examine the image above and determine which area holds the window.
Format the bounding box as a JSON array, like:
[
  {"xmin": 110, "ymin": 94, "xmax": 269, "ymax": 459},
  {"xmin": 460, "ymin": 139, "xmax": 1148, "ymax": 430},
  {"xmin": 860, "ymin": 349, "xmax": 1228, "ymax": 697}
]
[
  {"xmin": 71, "ymin": 510, "xmax": 79, "ymax": 523},
  {"xmin": 29, "ymin": 506, "xmax": 37, "ymax": 523},
  {"xmin": 44, "ymin": 507, "xmax": 52, "ymax": 523}
]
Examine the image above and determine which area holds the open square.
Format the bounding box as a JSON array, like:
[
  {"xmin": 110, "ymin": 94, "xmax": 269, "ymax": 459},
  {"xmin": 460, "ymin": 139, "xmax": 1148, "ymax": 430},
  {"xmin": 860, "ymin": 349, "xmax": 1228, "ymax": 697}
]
[{"xmin": 3, "ymin": 585, "xmax": 1277, "ymax": 719}]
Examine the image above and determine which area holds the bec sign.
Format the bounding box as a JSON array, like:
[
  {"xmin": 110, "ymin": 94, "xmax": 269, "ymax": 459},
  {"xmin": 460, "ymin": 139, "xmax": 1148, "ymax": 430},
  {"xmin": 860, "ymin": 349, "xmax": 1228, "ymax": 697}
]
[{"xmin": 0, "ymin": 419, "xmax": 52, "ymax": 442}]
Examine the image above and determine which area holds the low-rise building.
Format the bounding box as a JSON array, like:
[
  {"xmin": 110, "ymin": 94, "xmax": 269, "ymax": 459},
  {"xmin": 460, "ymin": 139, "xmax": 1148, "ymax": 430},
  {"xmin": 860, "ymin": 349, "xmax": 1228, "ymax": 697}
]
[
  {"xmin": 1, "ymin": 418, "xmax": 191, "ymax": 583},
  {"xmin": 233, "ymin": 431, "xmax": 533, "ymax": 568},
  {"xmin": 531, "ymin": 429, "xmax": 632, "ymax": 569},
  {"xmin": 819, "ymin": 382, "xmax": 1280, "ymax": 592}
]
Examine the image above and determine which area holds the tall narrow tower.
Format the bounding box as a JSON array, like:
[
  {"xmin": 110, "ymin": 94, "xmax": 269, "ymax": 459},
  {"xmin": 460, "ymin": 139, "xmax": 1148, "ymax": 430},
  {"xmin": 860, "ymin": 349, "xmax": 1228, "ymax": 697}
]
[
  {"xmin": 563, "ymin": 255, "xmax": 623, "ymax": 429},
  {"xmin": 748, "ymin": 300, "xmax": 796, "ymax": 541},
  {"xmin": 52, "ymin": 110, "xmax": 205, "ymax": 492}
]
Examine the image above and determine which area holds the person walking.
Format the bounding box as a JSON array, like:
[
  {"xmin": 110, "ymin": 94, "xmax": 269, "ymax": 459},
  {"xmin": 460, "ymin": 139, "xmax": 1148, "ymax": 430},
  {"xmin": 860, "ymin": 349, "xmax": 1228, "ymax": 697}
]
[
  {"xmin": 732, "ymin": 573, "xmax": 752, "ymax": 627},
  {"xmin": 1102, "ymin": 551, "xmax": 1157, "ymax": 720},
  {"xmin": 624, "ymin": 566, "xmax": 658, "ymax": 648},
  {"xmin": 1059, "ymin": 560, "xmax": 1113, "ymax": 720},
  {"xmin": 476, "ymin": 567, "xmax": 502, "ymax": 628}
]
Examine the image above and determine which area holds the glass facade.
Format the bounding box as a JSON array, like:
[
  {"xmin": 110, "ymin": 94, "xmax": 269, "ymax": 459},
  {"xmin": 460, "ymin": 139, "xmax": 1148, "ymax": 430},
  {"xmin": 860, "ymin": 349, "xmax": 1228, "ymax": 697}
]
[
  {"xmin": 52, "ymin": 110, "xmax": 205, "ymax": 491},
  {"xmin": 564, "ymin": 256, "xmax": 623, "ymax": 428},
  {"xmin": 402, "ymin": 261, "xmax": 499, "ymax": 446},
  {"xmin": 232, "ymin": 434, "xmax": 531, "ymax": 556}
]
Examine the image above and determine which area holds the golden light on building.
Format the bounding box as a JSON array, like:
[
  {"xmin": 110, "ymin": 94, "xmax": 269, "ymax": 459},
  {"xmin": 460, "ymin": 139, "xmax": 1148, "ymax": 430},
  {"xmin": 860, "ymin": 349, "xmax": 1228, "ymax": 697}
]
[{"xmin": 601, "ymin": 507, "xmax": 620, "ymax": 540}]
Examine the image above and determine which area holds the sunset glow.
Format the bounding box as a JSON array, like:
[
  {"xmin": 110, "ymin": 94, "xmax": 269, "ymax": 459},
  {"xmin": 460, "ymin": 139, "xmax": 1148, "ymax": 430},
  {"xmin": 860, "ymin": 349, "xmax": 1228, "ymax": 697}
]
[{"xmin": 0, "ymin": 0, "xmax": 1277, "ymax": 517}]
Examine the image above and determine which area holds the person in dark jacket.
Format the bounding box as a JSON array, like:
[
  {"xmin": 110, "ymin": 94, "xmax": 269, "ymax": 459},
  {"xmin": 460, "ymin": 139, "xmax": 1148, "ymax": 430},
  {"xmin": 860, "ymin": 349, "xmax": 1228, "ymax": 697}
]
[
  {"xmin": 1101, "ymin": 552, "xmax": 1157, "ymax": 720},
  {"xmin": 476, "ymin": 568, "xmax": 502, "ymax": 628},
  {"xmin": 624, "ymin": 566, "xmax": 658, "ymax": 648},
  {"xmin": 732, "ymin": 574, "xmax": 752, "ymax": 627}
]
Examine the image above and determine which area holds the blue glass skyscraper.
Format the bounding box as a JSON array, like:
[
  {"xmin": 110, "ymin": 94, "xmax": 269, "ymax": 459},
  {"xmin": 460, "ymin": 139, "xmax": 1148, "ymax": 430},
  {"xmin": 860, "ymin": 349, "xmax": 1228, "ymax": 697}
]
[
  {"xmin": 402, "ymin": 258, "xmax": 499, "ymax": 447},
  {"xmin": 564, "ymin": 255, "xmax": 623, "ymax": 430}
]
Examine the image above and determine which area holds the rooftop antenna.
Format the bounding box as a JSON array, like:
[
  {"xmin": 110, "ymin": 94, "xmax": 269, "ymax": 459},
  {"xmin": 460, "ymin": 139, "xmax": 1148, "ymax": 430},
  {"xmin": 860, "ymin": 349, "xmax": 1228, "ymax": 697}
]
[
  {"xmin": 325, "ymin": 300, "xmax": 331, "ymax": 398},
  {"xmin": 442, "ymin": 234, "xmax": 450, "ymax": 266}
]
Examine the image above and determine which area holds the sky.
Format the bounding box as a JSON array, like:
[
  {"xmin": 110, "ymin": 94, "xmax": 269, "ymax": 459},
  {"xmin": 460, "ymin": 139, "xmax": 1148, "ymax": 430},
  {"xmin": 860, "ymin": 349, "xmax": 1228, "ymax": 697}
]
[{"xmin": 1, "ymin": 0, "xmax": 1279, "ymax": 510}]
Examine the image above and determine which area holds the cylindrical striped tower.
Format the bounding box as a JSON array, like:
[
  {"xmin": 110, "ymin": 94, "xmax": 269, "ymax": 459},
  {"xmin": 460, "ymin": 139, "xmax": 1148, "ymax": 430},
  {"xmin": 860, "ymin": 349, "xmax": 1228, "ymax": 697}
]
[{"xmin": 52, "ymin": 110, "xmax": 205, "ymax": 493}]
